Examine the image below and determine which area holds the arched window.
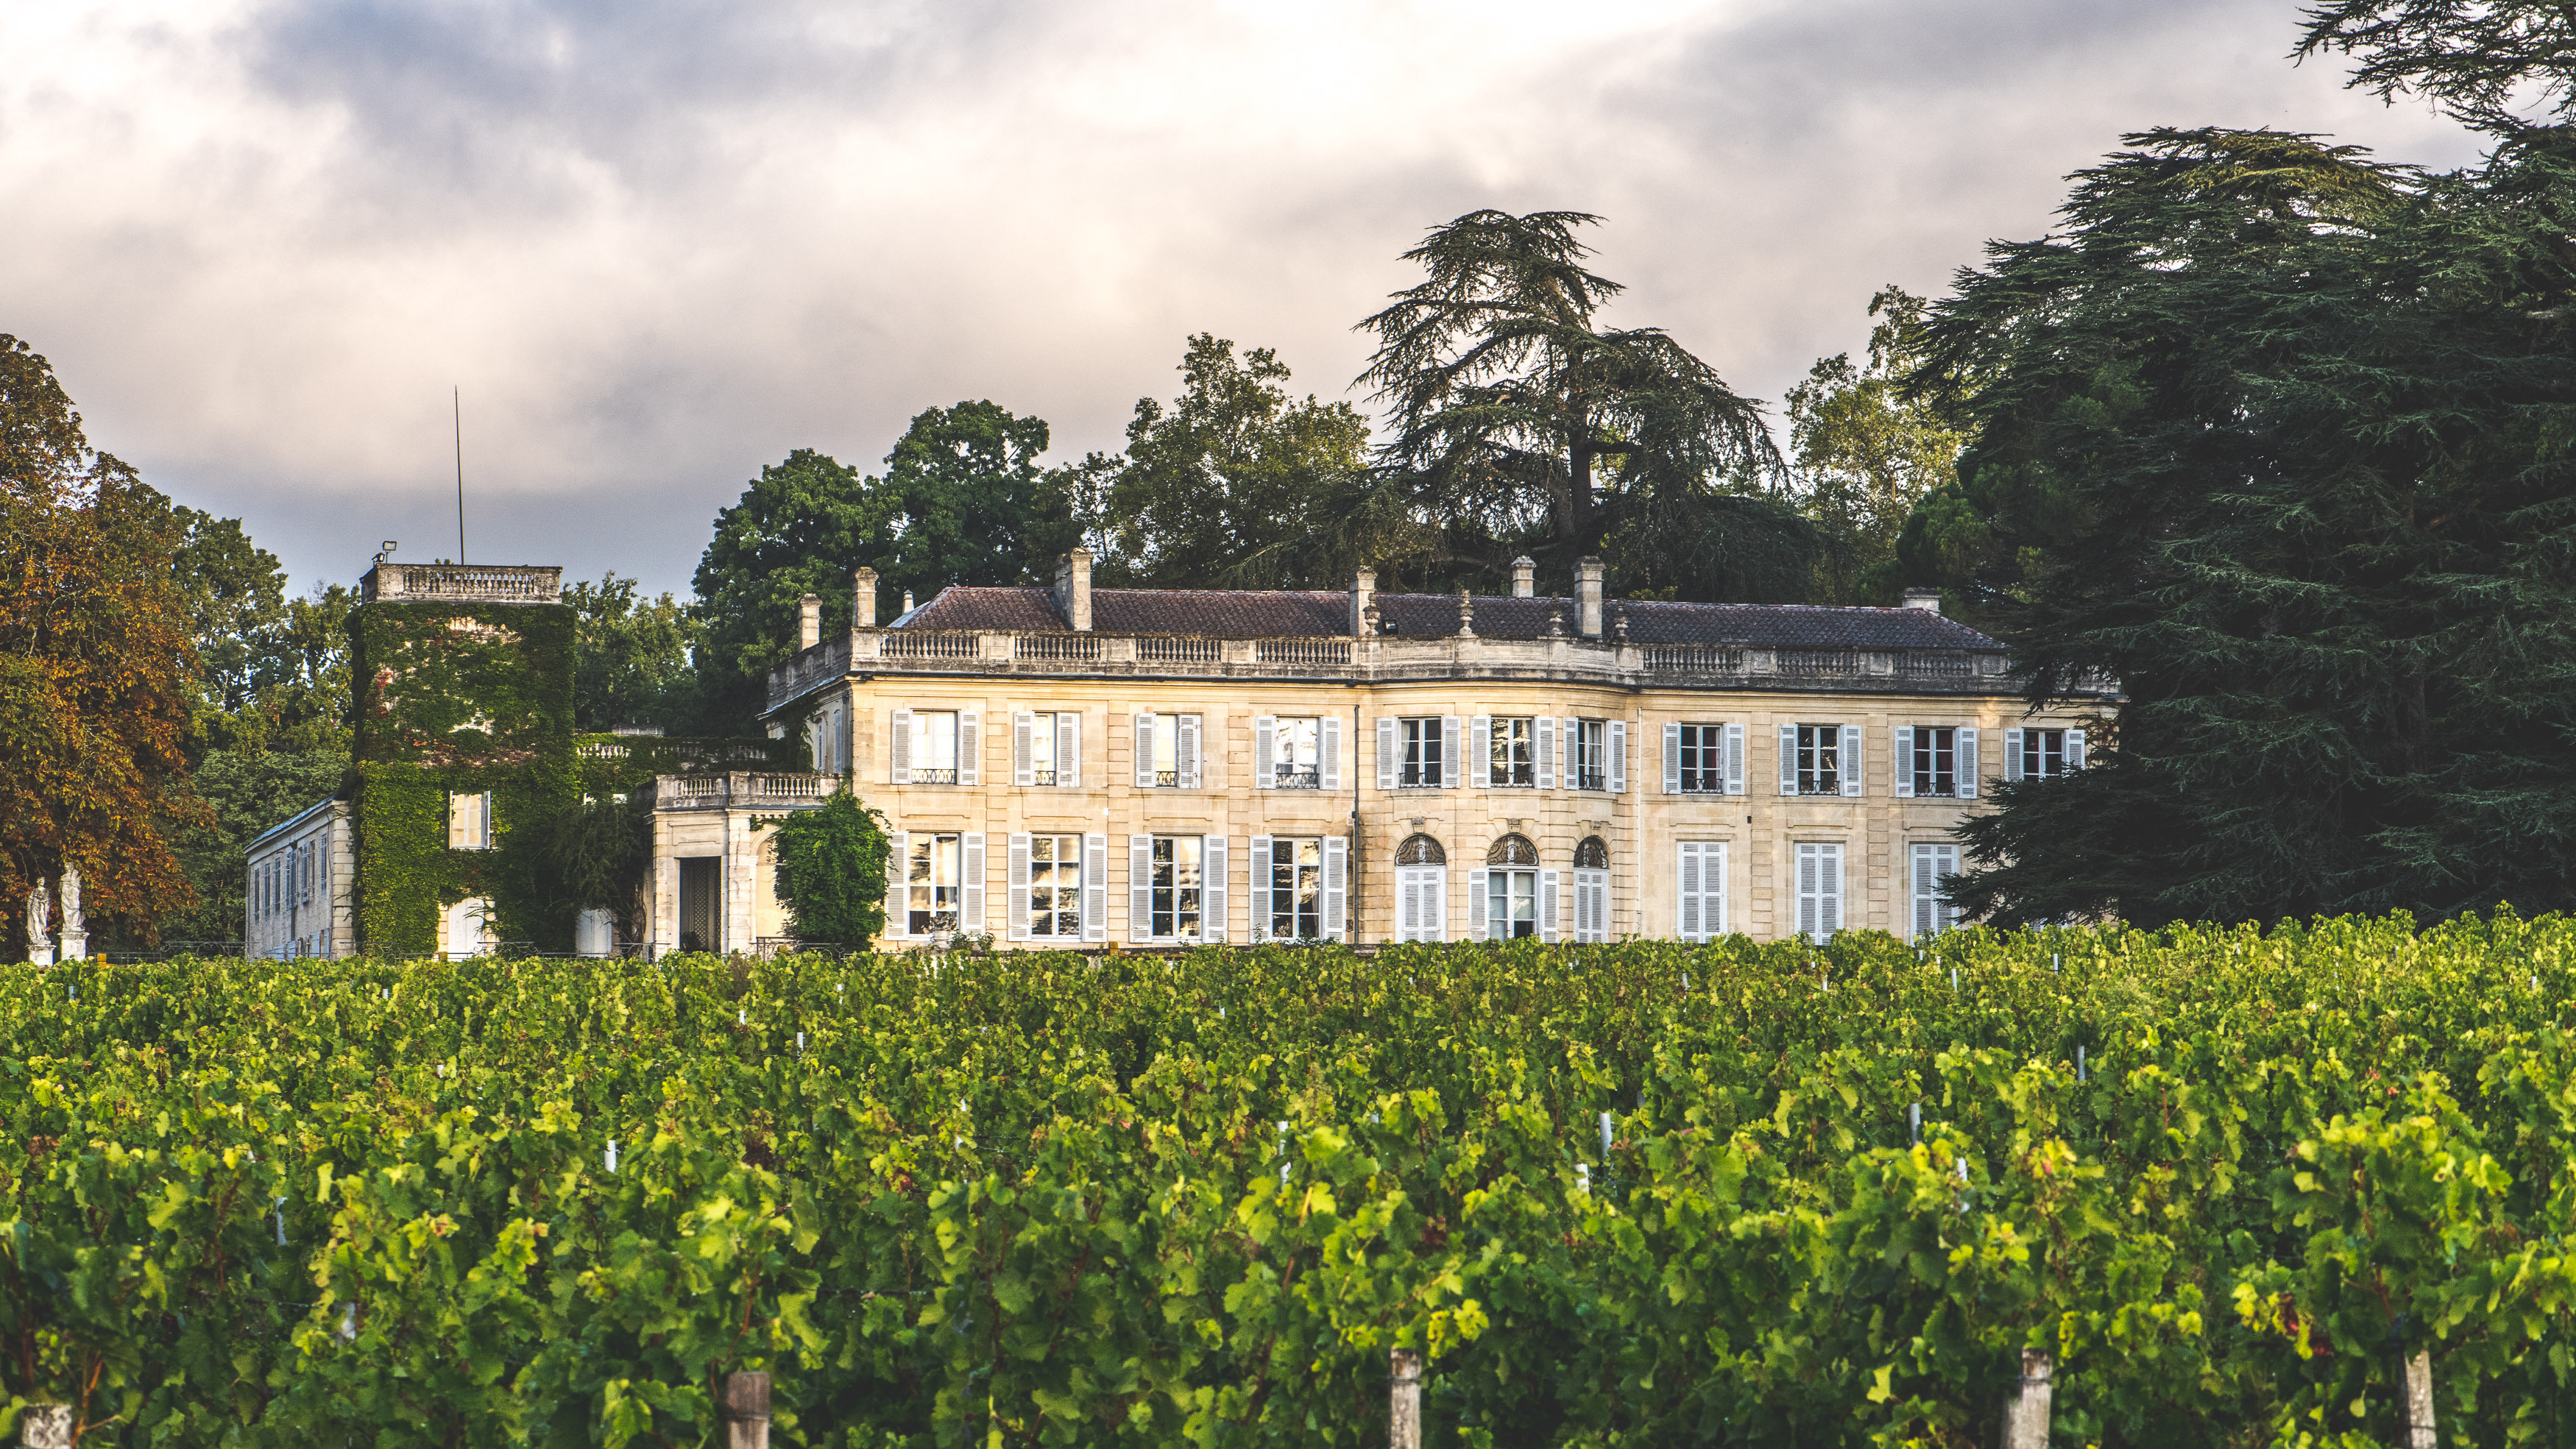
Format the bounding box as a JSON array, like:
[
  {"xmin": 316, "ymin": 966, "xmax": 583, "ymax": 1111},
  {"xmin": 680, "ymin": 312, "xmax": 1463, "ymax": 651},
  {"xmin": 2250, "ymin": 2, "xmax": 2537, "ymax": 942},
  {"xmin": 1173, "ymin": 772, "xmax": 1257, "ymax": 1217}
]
[
  {"xmin": 1574, "ymin": 835, "xmax": 1609, "ymax": 869},
  {"xmin": 1486, "ymin": 834, "xmax": 1538, "ymax": 866},
  {"xmin": 1395, "ymin": 833, "xmax": 1446, "ymax": 866}
]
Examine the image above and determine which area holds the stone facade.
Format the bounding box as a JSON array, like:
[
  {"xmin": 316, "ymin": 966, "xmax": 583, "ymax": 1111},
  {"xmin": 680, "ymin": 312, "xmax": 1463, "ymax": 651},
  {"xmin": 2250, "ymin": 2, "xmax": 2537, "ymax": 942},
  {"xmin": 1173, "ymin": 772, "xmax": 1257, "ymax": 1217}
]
[
  {"xmin": 746, "ymin": 553, "xmax": 2110, "ymax": 949},
  {"xmin": 246, "ymin": 798, "xmax": 353, "ymax": 960}
]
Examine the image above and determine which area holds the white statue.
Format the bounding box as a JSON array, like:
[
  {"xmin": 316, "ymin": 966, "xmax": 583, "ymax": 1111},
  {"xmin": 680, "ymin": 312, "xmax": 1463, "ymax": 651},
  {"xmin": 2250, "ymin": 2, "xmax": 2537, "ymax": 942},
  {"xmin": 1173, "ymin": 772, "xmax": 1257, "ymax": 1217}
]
[
  {"xmin": 57, "ymin": 868, "xmax": 85, "ymax": 961},
  {"xmin": 24, "ymin": 883, "xmax": 53, "ymax": 967}
]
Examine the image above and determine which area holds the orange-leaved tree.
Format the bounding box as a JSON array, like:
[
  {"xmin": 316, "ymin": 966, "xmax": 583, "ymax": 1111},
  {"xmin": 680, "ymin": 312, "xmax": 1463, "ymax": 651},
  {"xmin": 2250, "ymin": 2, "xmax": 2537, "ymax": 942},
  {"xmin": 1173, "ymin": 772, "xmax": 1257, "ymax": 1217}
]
[{"xmin": 0, "ymin": 335, "xmax": 204, "ymax": 945}]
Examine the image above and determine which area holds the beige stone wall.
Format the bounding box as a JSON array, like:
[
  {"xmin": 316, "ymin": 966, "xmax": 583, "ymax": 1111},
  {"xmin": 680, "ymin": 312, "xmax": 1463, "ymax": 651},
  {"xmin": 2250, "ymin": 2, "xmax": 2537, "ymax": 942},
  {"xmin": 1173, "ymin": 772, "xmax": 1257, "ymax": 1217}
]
[{"xmin": 837, "ymin": 673, "xmax": 2090, "ymax": 949}]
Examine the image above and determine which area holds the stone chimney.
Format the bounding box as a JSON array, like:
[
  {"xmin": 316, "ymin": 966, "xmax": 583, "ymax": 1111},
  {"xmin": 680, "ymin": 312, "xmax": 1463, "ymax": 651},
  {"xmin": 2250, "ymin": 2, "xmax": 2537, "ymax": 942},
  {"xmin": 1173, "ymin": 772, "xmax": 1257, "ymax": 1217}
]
[
  {"xmin": 853, "ymin": 567, "xmax": 878, "ymax": 628},
  {"xmin": 1510, "ymin": 556, "xmax": 1536, "ymax": 598},
  {"xmin": 1350, "ymin": 567, "xmax": 1376, "ymax": 637},
  {"xmin": 1900, "ymin": 587, "xmax": 1942, "ymax": 616},
  {"xmin": 1575, "ymin": 557, "xmax": 1604, "ymax": 638},
  {"xmin": 798, "ymin": 593, "xmax": 821, "ymax": 650},
  {"xmin": 1053, "ymin": 548, "xmax": 1094, "ymax": 631},
  {"xmin": 902, "ymin": 590, "xmax": 915, "ymax": 616}
]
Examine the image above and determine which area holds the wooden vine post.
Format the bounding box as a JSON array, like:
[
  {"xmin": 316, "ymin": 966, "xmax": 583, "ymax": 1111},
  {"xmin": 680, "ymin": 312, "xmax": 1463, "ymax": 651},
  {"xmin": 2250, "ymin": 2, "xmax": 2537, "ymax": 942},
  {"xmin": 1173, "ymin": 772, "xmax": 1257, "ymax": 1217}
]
[
  {"xmin": 1390, "ymin": 1346, "xmax": 1423, "ymax": 1449},
  {"xmin": 2001, "ymin": 1349, "xmax": 2052, "ymax": 1449},
  {"xmin": 721, "ymin": 1371, "xmax": 771, "ymax": 1449},
  {"xmin": 17, "ymin": 1406, "xmax": 72, "ymax": 1449},
  {"xmin": 2405, "ymin": 1350, "xmax": 2437, "ymax": 1449}
]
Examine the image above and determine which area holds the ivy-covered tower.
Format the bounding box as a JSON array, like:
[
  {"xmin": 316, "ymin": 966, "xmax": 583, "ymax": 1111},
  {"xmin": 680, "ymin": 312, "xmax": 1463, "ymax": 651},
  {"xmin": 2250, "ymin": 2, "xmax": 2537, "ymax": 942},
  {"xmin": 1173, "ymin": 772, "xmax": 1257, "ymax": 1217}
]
[{"xmin": 349, "ymin": 561, "xmax": 576, "ymax": 955}]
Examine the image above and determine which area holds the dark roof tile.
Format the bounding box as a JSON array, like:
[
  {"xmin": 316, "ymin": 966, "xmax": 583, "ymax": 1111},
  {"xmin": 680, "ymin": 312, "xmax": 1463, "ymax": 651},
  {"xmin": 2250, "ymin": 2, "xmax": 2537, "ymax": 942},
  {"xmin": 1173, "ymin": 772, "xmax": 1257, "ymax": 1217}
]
[{"xmin": 895, "ymin": 584, "xmax": 2000, "ymax": 651}]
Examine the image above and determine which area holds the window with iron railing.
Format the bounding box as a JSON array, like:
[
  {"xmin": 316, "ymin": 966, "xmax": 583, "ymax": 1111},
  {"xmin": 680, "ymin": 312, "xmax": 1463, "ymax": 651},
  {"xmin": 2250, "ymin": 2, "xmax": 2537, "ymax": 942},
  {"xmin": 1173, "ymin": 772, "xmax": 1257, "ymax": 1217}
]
[
  {"xmin": 1272, "ymin": 717, "xmax": 1321, "ymax": 788},
  {"xmin": 1574, "ymin": 718, "xmax": 1608, "ymax": 790}
]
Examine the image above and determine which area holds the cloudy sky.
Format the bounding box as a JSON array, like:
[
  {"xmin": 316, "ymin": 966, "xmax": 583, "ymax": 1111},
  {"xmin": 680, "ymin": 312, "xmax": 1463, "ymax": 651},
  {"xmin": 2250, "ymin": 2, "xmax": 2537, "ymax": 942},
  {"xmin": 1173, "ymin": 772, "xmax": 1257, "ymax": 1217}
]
[{"xmin": 4, "ymin": 0, "xmax": 2480, "ymax": 600}]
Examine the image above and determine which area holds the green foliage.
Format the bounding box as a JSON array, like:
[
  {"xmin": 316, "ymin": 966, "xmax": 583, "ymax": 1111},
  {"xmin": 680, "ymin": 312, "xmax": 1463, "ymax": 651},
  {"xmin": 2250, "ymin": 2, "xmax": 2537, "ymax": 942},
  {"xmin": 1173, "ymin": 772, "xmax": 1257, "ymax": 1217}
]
[
  {"xmin": 1784, "ymin": 286, "xmax": 1964, "ymax": 604},
  {"xmin": 149, "ymin": 748, "xmax": 348, "ymax": 949},
  {"xmin": 765, "ymin": 790, "xmax": 890, "ymax": 949},
  {"xmin": 1899, "ymin": 124, "xmax": 2576, "ymax": 927},
  {"xmin": 13, "ymin": 918, "xmax": 2576, "ymax": 1445},
  {"xmin": 349, "ymin": 600, "xmax": 578, "ymax": 952},
  {"xmin": 567, "ymin": 573, "xmax": 701, "ymax": 732},
  {"xmin": 537, "ymin": 795, "xmax": 651, "ymax": 940},
  {"xmin": 689, "ymin": 411, "xmax": 1083, "ymax": 733},
  {"xmin": 1089, "ymin": 334, "xmax": 1384, "ymax": 589},
  {"xmin": 1356, "ymin": 209, "xmax": 1814, "ymax": 599}
]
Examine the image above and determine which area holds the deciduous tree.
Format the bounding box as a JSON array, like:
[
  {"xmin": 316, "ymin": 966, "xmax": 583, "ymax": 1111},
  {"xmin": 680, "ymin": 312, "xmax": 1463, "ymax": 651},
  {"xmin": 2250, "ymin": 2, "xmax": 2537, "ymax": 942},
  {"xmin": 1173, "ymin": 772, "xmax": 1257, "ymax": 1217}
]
[{"xmin": 0, "ymin": 336, "xmax": 205, "ymax": 945}]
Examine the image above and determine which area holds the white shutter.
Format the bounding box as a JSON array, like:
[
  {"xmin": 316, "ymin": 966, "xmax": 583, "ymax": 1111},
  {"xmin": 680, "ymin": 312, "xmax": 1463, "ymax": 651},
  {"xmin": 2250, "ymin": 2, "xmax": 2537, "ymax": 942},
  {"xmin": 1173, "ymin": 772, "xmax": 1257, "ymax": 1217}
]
[
  {"xmin": 958, "ymin": 711, "xmax": 980, "ymax": 786},
  {"xmin": 1130, "ymin": 835, "xmax": 1155, "ymax": 942},
  {"xmin": 1320, "ymin": 715, "xmax": 1342, "ymax": 791},
  {"xmin": 1178, "ymin": 714, "xmax": 1202, "ymax": 787},
  {"xmin": 1254, "ymin": 716, "xmax": 1275, "ymax": 789},
  {"xmin": 1893, "ymin": 726, "xmax": 1914, "ymax": 798},
  {"xmin": 1396, "ymin": 867, "xmax": 1447, "ymax": 943},
  {"xmin": 1441, "ymin": 716, "xmax": 1462, "ymax": 788},
  {"xmin": 1912, "ymin": 843, "xmax": 1936, "ymax": 941},
  {"xmin": 1395, "ymin": 867, "xmax": 1418, "ymax": 940},
  {"xmin": 1779, "ymin": 724, "xmax": 1799, "ymax": 796},
  {"xmin": 1797, "ymin": 844, "xmax": 1819, "ymax": 940},
  {"xmin": 1248, "ymin": 835, "xmax": 1272, "ymax": 941},
  {"xmin": 889, "ymin": 709, "xmax": 911, "ymax": 784},
  {"xmin": 1013, "ymin": 712, "xmax": 1036, "ymax": 787},
  {"xmin": 1662, "ymin": 722, "xmax": 1681, "ymax": 794},
  {"xmin": 1536, "ymin": 715, "xmax": 1557, "ymax": 790},
  {"xmin": 1563, "ymin": 717, "xmax": 1580, "ymax": 790},
  {"xmin": 1322, "ymin": 836, "xmax": 1348, "ymax": 940},
  {"xmin": 1724, "ymin": 723, "xmax": 1746, "ymax": 796},
  {"xmin": 2005, "ymin": 727, "xmax": 2025, "ymax": 782},
  {"xmin": 1465, "ymin": 868, "xmax": 1489, "ymax": 941},
  {"xmin": 1082, "ymin": 833, "xmax": 1108, "ymax": 943},
  {"xmin": 1058, "ymin": 712, "xmax": 1080, "ymax": 787},
  {"xmin": 1201, "ymin": 835, "xmax": 1227, "ymax": 941},
  {"xmin": 1840, "ymin": 726, "xmax": 1862, "ymax": 797},
  {"xmin": 1377, "ymin": 718, "xmax": 1398, "ymax": 790},
  {"xmin": 1609, "ymin": 720, "xmax": 1627, "ymax": 794},
  {"xmin": 885, "ymin": 831, "xmax": 910, "ymax": 939},
  {"xmin": 479, "ymin": 792, "xmax": 495, "ymax": 848},
  {"xmin": 1469, "ymin": 717, "xmax": 1490, "ymax": 787},
  {"xmin": 1008, "ymin": 834, "xmax": 1032, "ymax": 940},
  {"xmin": 960, "ymin": 833, "xmax": 986, "ymax": 937},
  {"xmin": 1136, "ymin": 712, "xmax": 1157, "ymax": 787},
  {"xmin": 1677, "ymin": 841, "xmax": 1702, "ymax": 940},
  {"xmin": 1825, "ymin": 846, "xmax": 1844, "ymax": 935},
  {"xmin": 2067, "ymin": 729, "xmax": 2087, "ymax": 771},
  {"xmin": 1957, "ymin": 727, "xmax": 1978, "ymax": 799},
  {"xmin": 1573, "ymin": 869, "xmax": 1607, "ymax": 943},
  {"xmin": 1539, "ymin": 868, "xmax": 1560, "ymax": 943}
]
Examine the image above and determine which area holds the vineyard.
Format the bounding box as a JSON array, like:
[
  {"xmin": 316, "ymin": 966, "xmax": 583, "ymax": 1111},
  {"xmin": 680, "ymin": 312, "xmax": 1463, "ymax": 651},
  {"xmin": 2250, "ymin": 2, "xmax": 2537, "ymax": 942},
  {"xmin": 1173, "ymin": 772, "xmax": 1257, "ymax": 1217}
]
[{"xmin": 7, "ymin": 918, "xmax": 2576, "ymax": 1447}]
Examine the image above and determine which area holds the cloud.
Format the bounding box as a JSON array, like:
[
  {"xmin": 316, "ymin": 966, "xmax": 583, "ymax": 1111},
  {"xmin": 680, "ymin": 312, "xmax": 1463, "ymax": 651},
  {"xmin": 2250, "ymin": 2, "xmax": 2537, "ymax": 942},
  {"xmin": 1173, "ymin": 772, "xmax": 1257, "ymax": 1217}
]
[{"xmin": 0, "ymin": 0, "xmax": 2484, "ymax": 597}]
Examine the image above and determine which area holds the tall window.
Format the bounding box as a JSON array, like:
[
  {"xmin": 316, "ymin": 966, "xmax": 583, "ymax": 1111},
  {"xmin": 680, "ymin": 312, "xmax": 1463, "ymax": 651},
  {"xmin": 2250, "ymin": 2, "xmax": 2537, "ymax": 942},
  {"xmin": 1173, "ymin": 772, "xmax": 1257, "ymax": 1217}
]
[
  {"xmin": 1273, "ymin": 718, "xmax": 1320, "ymax": 788},
  {"xmin": 2023, "ymin": 729, "xmax": 2070, "ymax": 779},
  {"xmin": 1029, "ymin": 835, "xmax": 1081, "ymax": 938},
  {"xmin": 1911, "ymin": 727, "xmax": 1957, "ymax": 797},
  {"xmin": 1028, "ymin": 712, "xmax": 1060, "ymax": 785},
  {"xmin": 1572, "ymin": 720, "xmax": 1607, "ymax": 791},
  {"xmin": 1145, "ymin": 715, "xmax": 1178, "ymax": 786},
  {"xmin": 1679, "ymin": 724, "xmax": 1726, "ymax": 793},
  {"xmin": 1571, "ymin": 835, "xmax": 1610, "ymax": 942},
  {"xmin": 911, "ymin": 711, "xmax": 960, "ymax": 784},
  {"xmin": 1399, "ymin": 718, "xmax": 1443, "ymax": 787},
  {"xmin": 907, "ymin": 833, "xmax": 960, "ymax": 936},
  {"xmin": 1484, "ymin": 834, "xmax": 1538, "ymax": 939},
  {"xmin": 451, "ymin": 791, "xmax": 494, "ymax": 849},
  {"xmin": 1911, "ymin": 843, "xmax": 1960, "ymax": 940},
  {"xmin": 1266, "ymin": 837, "xmax": 1323, "ymax": 939},
  {"xmin": 1150, "ymin": 835, "xmax": 1202, "ymax": 938},
  {"xmin": 1487, "ymin": 717, "xmax": 1535, "ymax": 787},
  {"xmin": 1795, "ymin": 842, "xmax": 1844, "ymax": 943},
  {"xmin": 1394, "ymin": 834, "xmax": 1446, "ymax": 943},
  {"xmin": 1796, "ymin": 725, "xmax": 1841, "ymax": 796}
]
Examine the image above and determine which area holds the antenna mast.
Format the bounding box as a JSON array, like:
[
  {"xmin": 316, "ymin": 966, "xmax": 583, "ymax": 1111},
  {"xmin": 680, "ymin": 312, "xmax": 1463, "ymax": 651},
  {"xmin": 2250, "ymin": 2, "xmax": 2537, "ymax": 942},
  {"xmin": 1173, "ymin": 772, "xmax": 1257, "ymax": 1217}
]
[{"xmin": 453, "ymin": 386, "xmax": 466, "ymax": 564}]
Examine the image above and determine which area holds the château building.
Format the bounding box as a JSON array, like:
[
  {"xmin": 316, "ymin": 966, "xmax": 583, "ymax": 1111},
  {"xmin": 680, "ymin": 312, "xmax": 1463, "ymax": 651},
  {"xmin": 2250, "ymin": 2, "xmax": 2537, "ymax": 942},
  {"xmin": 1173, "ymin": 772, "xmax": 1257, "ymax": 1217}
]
[
  {"xmin": 679, "ymin": 550, "xmax": 2105, "ymax": 952},
  {"xmin": 247, "ymin": 552, "xmax": 2101, "ymax": 958}
]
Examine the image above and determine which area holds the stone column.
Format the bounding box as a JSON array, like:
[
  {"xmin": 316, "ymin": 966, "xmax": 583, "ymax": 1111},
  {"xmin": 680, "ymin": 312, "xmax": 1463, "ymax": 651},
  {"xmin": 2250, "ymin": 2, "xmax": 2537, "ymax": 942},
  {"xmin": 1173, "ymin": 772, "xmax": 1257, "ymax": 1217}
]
[
  {"xmin": 57, "ymin": 868, "xmax": 85, "ymax": 961},
  {"xmin": 25, "ymin": 883, "xmax": 54, "ymax": 967}
]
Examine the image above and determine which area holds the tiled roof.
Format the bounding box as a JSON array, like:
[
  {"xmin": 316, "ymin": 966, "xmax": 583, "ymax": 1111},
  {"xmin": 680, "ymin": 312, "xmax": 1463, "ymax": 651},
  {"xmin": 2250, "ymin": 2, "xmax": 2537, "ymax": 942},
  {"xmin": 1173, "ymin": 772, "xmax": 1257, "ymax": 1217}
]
[{"xmin": 896, "ymin": 584, "xmax": 2000, "ymax": 651}]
